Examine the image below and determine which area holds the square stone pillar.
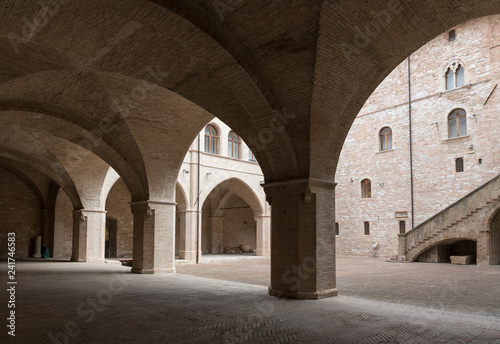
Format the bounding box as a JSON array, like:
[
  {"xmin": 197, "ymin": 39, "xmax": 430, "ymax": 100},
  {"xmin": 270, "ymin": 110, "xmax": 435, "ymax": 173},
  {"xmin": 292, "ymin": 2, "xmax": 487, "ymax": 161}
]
[
  {"xmin": 255, "ymin": 215, "xmax": 270, "ymax": 257},
  {"xmin": 130, "ymin": 201, "xmax": 176, "ymax": 274},
  {"xmin": 178, "ymin": 210, "xmax": 200, "ymax": 261},
  {"xmin": 71, "ymin": 209, "xmax": 106, "ymax": 262},
  {"xmin": 263, "ymin": 178, "xmax": 338, "ymax": 300},
  {"xmin": 210, "ymin": 216, "xmax": 224, "ymax": 254}
]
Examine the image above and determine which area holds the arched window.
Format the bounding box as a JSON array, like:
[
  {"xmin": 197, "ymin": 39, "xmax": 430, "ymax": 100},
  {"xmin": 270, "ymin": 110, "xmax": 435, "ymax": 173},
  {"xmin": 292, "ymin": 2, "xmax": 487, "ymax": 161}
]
[
  {"xmin": 448, "ymin": 108, "xmax": 467, "ymax": 138},
  {"xmin": 228, "ymin": 131, "xmax": 240, "ymax": 159},
  {"xmin": 249, "ymin": 149, "xmax": 256, "ymax": 162},
  {"xmin": 445, "ymin": 61, "xmax": 465, "ymax": 90},
  {"xmin": 361, "ymin": 179, "xmax": 371, "ymax": 198},
  {"xmin": 204, "ymin": 125, "xmax": 219, "ymax": 154},
  {"xmin": 379, "ymin": 127, "xmax": 392, "ymax": 151}
]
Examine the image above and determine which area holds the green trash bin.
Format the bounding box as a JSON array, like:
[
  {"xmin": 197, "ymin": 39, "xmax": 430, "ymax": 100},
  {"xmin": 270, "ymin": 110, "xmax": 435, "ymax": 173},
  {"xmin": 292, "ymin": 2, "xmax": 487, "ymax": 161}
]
[{"xmin": 41, "ymin": 247, "xmax": 50, "ymax": 258}]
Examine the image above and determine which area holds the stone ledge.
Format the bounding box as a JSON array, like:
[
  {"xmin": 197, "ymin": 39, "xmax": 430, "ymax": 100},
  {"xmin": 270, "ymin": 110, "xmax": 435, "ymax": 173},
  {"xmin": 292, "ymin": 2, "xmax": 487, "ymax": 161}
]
[{"xmin": 450, "ymin": 255, "xmax": 475, "ymax": 265}]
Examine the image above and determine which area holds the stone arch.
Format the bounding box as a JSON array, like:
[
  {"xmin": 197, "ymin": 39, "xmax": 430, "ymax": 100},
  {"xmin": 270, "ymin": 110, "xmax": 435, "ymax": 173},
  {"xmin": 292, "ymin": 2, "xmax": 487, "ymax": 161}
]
[
  {"xmin": 104, "ymin": 177, "xmax": 134, "ymax": 259},
  {"xmin": 201, "ymin": 178, "xmax": 265, "ymax": 254},
  {"xmin": 0, "ymin": 164, "xmax": 45, "ymax": 258},
  {"xmin": 175, "ymin": 182, "xmax": 189, "ymax": 257},
  {"xmin": 0, "ymin": 128, "xmax": 83, "ymax": 210},
  {"xmin": 201, "ymin": 177, "xmax": 264, "ymax": 217},
  {"xmin": 0, "ymin": 162, "xmax": 45, "ymax": 208},
  {"xmin": 100, "ymin": 168, "xmax": 122, "ymax": 206},
  {"xmin": 488, "ymin": 207, "xmax": 500, "ymax": 265},
  {"xmin": 413, "ymin": 237, "xmax": 478, "ymax": 263},
  {"xmin": 0, "ymin": 101, "xmax": 148, "ymax": 202}
]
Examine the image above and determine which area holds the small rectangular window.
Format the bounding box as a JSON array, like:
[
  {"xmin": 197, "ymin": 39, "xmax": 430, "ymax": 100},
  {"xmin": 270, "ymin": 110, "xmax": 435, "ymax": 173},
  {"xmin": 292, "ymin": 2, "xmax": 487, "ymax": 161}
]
[
  {"xmin": 478, "ymin": 158, "xmax": 482, "ymax": 165},
  {"xmin": 364, "ymin": 222, "xmax": 370, "ymax": 235},
  {"xmin": 449, "ymin": 30, "xmax": 456, "ymax": 42},
  {"xmin": 399, "ymin": 221, "xmax": 406, "ymax": 234},
  {"xmin": 335, "ymin": 223, "xmax": 339, "ymax": 235},
  {"xmin": 455, "ymin": 157, "xmax": 464, "ymax": 173}
]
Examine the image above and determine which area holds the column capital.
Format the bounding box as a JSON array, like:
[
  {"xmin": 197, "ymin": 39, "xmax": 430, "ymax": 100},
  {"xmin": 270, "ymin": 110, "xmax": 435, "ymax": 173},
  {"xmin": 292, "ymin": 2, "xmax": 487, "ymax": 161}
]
[
  {"xmin": 73, "ymin": 209, "xmax": 107, "ymax": 214},
  {"xmin": 129, "ymin": 200, "xmax": 176, "ymax": 206},
  {"xmin": 130, "ymin": 200, "xmax": 176, "ymax": 214},
  {"xmin": 176, "ymin": 209, "xmax": 201, "ymax": 214}
]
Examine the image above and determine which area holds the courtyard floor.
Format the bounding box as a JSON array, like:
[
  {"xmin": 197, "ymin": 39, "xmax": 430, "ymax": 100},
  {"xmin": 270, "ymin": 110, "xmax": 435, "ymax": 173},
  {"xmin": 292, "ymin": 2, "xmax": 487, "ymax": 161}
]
[{"xmin": 1, "ymin": 256, "xmax": 499, "ymax": 343}]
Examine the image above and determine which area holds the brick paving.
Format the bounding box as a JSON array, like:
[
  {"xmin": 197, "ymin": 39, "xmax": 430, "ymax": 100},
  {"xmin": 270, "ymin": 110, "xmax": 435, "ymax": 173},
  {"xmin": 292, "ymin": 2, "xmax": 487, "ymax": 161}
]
[{"xmin": 1, "ymin": 256, "xmax": 499, "ymax": 343}]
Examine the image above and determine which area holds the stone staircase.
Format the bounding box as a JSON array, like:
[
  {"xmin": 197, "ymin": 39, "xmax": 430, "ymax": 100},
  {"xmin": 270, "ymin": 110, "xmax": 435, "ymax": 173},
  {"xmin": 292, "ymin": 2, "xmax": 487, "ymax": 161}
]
[{"xmin": 398, "ymin": 174, "xmax": 500, "ymax": 263}]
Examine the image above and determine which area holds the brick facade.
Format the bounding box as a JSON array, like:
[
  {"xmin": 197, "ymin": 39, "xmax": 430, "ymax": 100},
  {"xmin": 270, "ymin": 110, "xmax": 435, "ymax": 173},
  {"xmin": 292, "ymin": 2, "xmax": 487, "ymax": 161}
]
[{"xmin": 336, "ymin": 15, "xmax": 500, "ymax": 258}]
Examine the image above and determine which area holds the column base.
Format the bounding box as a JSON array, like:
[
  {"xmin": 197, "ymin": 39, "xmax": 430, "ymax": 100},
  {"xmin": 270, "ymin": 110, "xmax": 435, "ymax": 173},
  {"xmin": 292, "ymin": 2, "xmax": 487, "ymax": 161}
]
[
  {"xmin": 268, "ymin": 286, "xmax": 338, "ymax": 300},
  {"xmin": 71, "ymin": 257, "xmax": 105, "ymax": 263},
  {"xmin": 256, "ymin": 249, "xmax": 270, "ymax": 257},
  {"xmin": 179, "ymin": 250, "xmax": 197, "ymax": 261},
  {"xmin": 131, "ymin": 267, "xmax": 176, "ymax": 274}
]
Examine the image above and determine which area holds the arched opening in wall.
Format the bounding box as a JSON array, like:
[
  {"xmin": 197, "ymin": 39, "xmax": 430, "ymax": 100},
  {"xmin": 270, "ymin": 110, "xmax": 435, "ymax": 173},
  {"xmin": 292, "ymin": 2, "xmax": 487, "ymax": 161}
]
[
  {"xmin": 175, "ymin": 182, "xmax": 188, "ymax": 259},
  {"xmin": 335, "ymin": 14, "xmax": 500, "ymax": 264},
  {"xmin": 200, "ymin": 178, "xmax": 264, "ymax": 259},
  {"xmin": 104, "ymin": 178, "xmax": 133, "ymax": 259},
  {"xmin": 416, "ymin": 239, "xmax": 477, "ymax": 264},
  {"xmin": 105, "ymin": 217, "xmax": 118, "ymax": 258},
  {"xmin": 202, "ymin": 192, "xmax": 256, "ymax": 255},
  {"xmin": 490, "ymin": 210, "xmax": 500, "ymax": 265},
  {"xmin": 0, "ymin": 166, "xmax": 44, "ymax": 258}
]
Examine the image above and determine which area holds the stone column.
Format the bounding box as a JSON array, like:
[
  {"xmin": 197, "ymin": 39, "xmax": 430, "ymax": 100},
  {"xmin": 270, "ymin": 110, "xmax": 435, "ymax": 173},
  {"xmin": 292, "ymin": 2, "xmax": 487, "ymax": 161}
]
[
  {"xmin": 32, "ymin": 235, "xmax": 42, "ymax": 258},
  {"xmin": 71, "ymin": 209, "xmax": 106, "ymax": 262},
  {"xmin": 478, "ymin": 229, "xmax": 492, "ymax": 266},
  {"xmin": 210, "ymin": 216, "xmax": 224, "ymax": 254},
  {"xmin": 397, "ymin": 233, "xmax": 408, "ymax": 261},
  {"xmin": 130, "ymin": 200, "xmax": 176, "ymax": 274},
  {"xmin": 178, "ymin": 210, "xmax": 200, "ymax": 261},
  {"xmin": 255, "ymin": 215, "xmax": 270, "ymax": 257},
  {"xmin": 263, "ymin": 178, "xmax": 338, "ymax": 300}
]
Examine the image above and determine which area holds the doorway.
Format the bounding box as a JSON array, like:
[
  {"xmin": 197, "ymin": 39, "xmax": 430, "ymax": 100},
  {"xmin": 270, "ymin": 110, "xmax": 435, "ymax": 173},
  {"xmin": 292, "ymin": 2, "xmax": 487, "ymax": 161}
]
[{"xmin": 105, "ymin": 217, "xmax": 117, "ymax": 258}]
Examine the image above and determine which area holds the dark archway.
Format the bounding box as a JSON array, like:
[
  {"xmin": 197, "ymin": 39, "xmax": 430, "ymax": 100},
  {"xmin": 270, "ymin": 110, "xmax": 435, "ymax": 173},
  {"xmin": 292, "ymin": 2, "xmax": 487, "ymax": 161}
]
[
  {"xmin": 105, "ymin": 217, "xmax": 118, "ymax": 259},
  {"xmin": 491, "ymin": 210, "xmax": 500, "ymax": 265}
]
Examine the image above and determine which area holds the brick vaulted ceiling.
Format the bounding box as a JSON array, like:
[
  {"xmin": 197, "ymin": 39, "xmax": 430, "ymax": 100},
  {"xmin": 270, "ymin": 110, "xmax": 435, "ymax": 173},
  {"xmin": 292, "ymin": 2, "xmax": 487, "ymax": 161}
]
[{"xmin": 0, "ymin": 0, "xmax": 499, "ymax": 202}]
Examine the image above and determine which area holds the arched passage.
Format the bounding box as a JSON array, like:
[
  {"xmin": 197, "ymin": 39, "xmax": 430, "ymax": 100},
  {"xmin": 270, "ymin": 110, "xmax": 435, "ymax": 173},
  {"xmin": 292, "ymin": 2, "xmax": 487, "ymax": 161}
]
[
  {"xmin": 201, "ymin": 178, "xmax": 268, "ymax": 257},
  {"xmin": 104, "ymin": 177, "xmax": 134, "ymax": 259},
  {"xmin": 490, "ymin": 209, "xmax": 500, "ymax": 265},
  {"xmin": 415, "ymin": 238, "xmax": 477, "ymax": 264},
  {"xmin": 1, "ymin": 0, "xmax": 500, "ymax": 298}
]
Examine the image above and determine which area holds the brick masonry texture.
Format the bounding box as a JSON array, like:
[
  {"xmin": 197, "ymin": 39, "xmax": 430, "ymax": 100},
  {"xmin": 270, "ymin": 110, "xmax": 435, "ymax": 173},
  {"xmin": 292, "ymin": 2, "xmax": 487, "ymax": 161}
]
[
  {"xmin": 2, "ymin": 1, "xmax": 500, "ymax": 301},
  {"xmin": 335, "ymin": 15, "xmax": 500, "ymax": 259},
  {"xmin": 0, "ymin": 168, "xmax": 41, "ymax": 258}
]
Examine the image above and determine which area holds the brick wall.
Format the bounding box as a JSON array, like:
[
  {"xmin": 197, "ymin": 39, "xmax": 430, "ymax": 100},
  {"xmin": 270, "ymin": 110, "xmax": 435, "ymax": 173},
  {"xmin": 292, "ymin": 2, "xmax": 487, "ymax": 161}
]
[
  {"xmin": 336, "ymin": 15, "xmax": 500, "ymax": 258},
  {"xmin": 0, "ymin": 168, "xmax": 41, "ymax": 258},
  {"xmin": 105, "ymin": 178, "xmax": 133, "ymax": 258}
]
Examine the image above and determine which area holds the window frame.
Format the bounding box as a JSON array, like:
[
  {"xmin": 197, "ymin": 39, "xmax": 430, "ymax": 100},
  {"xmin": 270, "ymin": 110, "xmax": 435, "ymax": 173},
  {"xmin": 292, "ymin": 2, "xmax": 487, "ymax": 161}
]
[
  {"xmin": 445, "ymin": 61, "xmax": 465, "ymax": 91},
  {"xmin": 227, "ymin": 131, "xmax": 241, "ymax": 159},
  {"xmin": 364, "ymin": 222, "xmax": 370, "ymax": 236},
  {"xmin": 379, "ymin": 127, "xmax": 393, "ymax": 151},
  {"xmin": 204, "ymin": 124, "xmax": 219, "ymax": 154},
  {"xmin": 447, "ymin": 108, "xmax": 467, "ymax": 138},
  {"xmin": 399, "ymin": 221, "xmax": 406, "ymax": 234},
  {"xmin": 448, "ymin": 29, "xmax": 456, "ymax": 42},
  {"xmin": 361, "ymin": 179, "xmax": 371, "ymax": 199},
  {"xmin": 455, "ymin": 157, "xmax": 464, "ymax": 173},
  {"xmin": 249, "ymin": 149, "xmax": 257, "ymax": 162}
]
